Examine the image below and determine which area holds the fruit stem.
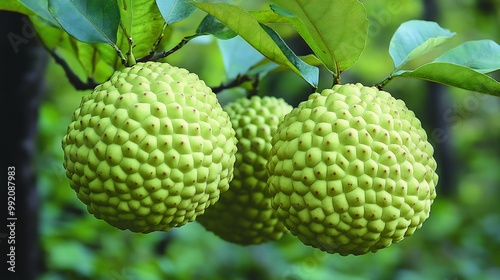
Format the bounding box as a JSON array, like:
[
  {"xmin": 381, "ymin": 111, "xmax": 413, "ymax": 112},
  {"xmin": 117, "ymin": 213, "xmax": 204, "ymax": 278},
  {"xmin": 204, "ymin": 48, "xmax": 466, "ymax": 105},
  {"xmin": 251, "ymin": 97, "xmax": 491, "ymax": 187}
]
[
  {"xmin": 115, "ymin": 46, "xmax": 128, "ymax": 67},
  {"xmin": 375, "ymin": 75, "xmax": 393, "ymax": 90},
  {"xmin": 125, "ymin": 37, "xmax": 137, "ymax": 66},
  {"xmin": 333, "ymin": 72, "xmax": 341, "ymax": 86}
]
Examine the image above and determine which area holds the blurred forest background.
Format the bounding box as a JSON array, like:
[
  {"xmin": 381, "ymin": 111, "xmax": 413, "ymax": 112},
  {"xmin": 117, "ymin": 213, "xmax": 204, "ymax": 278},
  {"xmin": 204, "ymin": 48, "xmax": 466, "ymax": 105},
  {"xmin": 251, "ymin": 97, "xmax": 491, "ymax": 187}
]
[{"xmin": 2, "ymin": 0, "xmax": 500, "ymax": 279}]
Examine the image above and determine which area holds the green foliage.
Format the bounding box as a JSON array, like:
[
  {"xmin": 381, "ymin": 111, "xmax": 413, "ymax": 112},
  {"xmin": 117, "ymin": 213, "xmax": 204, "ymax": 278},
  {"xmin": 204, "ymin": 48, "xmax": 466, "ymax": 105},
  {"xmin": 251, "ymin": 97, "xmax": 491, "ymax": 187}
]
[
  {"xmin": 118, "ymin": 0, "xmax": 165, "ymax": 61},
  {"xmin": 117, "ymin": 0, "xmax": 132, "ymax": 40},
  {"xmin": 395, "ymin": 63, "xmax": 500, "ymax": 97},
  {"xmin": 260, "ymin": 24, "xmax": 319, "ymax": 87},
  {"xmin": 217, "ymin": 36, "xmax": 263, "ymax": 79},
  {"xmin": 156, "ymin": 0, "xmax": 196, "ymax": 25},
  {"xmin": 30, "ymin": 16, "xmax": 118, "ymax": 85},
  {"xmin": 2, "ymin": 0, "xmax": 498, "ymax": 93},
  {"xmin": 435, "ymin": 40, "xmax": 500, "ymax": 74},
  {"xmin": 48, "ymin": 0, "xmax": 120, "ymax": 45},
  {"xmin": 385, "ymin": 21, "xmax": 500, "ymax": 96},
  {"xmin": 193, "ymin": 2, "xmax": 319, "ymax": 88},
  {"xmin": 389, "ymin": 20, "xmax": 456, "ymax": 70},
  {"xmin": 18, "ymin": 0, "xmax": 59, "ymax": 26},
  {"xmin": 272, "ymin": 0, "xmax": 369, "ymax": 75},
  {"xmin": 196, "ymin": 14, "xmax": 237, "ymax": 39}
]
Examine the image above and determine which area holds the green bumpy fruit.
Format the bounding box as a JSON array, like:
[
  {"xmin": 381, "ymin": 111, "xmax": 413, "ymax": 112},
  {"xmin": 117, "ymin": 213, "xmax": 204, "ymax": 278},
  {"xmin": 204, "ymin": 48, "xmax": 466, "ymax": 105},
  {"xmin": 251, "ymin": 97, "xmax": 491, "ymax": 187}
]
[
  {"xmin": 197, "ymin": 96, "xmax": 293, "ymax": 245},
  {"xmin": 267, "ymin": 83, "xmax": 438, "ymax": 255},
  {"xmin": 61, "ymin": 62, "xmax": 237, "ymax": 233}
]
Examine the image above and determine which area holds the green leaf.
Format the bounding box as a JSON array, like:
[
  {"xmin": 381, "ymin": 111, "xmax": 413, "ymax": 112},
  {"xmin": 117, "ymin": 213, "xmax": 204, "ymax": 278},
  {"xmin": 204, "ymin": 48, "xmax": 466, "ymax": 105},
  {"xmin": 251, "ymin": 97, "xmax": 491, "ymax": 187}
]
[
  {"xmin": 0, "ymin": 0, "xmax": 27, "ymax": 12},
  {"xmin": 249, "ymin": 9, "xmax": 288, "ymax": 24},
  {"xmin": 31, "ymin": 16, "xmax": 118, "ymax": 85},
  {"xmin": 300, "ymin": 54, "xmax": 324, "ymax": 66},
  {"xmin": 218, "ymin": 36, "xmax": 264, "ymax": 79},
  {"xmin": 247, "ymin": 60, "xmax": 280, "ymax": 76},
  {"xmin": 156, "ymin": 0, "xmax": 196, "ymax": 25},
  {"xmin": 48, "ymin": 0, "xmax": 120, "ymax": 45},
  {"xmin": 434, "ymin": 40, "xmax": 500, "ymax": 74},
  {"xmin": 247, "ymin": 54, "xmax": 322, "ymax": 76},
  {"xmin": 271, "ymin": 0, "xmax": 369, "ymax": 74},
  {"xmin": 16, "ymin": 0, "xmax": 59, "ymax": 26},
  {"xmin": 196, "ymin": 15, "xmax": 237, "ymax": 39},
  {"xmin": 394, "ymin": 62, "xmax": 500, "ymax": 96},
  {"xmin": 120, "ymin": 0, "xmax": 165, "ymax": 60},
  {"xmin": 389, "ymin": 20, "xmax": 456, "ymax": 70},
  {"xmin": 37, "ymin": 0, "xmax": 166, "ymax": 85},
  {"xmin": 48, "ymin": 241, "xmax": 94, "ymax": 273},
  {"xmin": 261, "ymin": 24, "xmax": 319, "ymax": 87},
  {"xmin": 117, "ymin": 0, "xmax": 133, "ymax": 38},
  {"xmin": 193, "ymin": 2, "xmax": 318, "ymax": 88}
]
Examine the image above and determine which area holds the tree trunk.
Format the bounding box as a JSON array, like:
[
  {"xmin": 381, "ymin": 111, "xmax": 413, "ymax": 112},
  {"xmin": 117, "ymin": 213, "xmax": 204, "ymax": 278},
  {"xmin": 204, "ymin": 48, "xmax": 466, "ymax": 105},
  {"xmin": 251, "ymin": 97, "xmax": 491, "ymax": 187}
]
[
  {"xmin": 422, "ymin": 0, "xmax": 457, "ymax": 196},
  {"xmin": 1, "ymin": 11, "xmax": 47, "ymax": 280}
]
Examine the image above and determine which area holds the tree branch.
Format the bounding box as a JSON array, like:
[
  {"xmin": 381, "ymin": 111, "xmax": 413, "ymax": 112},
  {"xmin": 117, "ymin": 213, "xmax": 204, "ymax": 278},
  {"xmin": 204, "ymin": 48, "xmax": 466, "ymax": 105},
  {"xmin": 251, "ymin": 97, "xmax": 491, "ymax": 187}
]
[
  {"xmin": 48, "ymin": 48, "xmax": 99, "ymax": 90},
  {"xmin": 211, "ymin": 75, "xmax": 253, "ymax": 94},
  {"xmin": 375, "ymin": 75, "xmax": 393, "ymax": 90},
  {"xmin": 137, "ymin": 35, "xmax": 199, "ymax": 62}
]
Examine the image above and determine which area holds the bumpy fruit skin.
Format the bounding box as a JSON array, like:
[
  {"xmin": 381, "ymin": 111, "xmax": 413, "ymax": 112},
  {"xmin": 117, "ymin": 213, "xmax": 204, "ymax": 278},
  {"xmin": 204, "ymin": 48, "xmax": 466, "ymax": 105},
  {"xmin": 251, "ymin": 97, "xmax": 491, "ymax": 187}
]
[
  {"xmin": 61, "ymin": 62, "xmax": 237, "ymax": 233},
  {"xmin": 267, "ymin": 83, "xmax": 438, "ymax": 255},
  {"xmin": 197, "ymin": 96, "xmax": 293, "ymax": 245}
]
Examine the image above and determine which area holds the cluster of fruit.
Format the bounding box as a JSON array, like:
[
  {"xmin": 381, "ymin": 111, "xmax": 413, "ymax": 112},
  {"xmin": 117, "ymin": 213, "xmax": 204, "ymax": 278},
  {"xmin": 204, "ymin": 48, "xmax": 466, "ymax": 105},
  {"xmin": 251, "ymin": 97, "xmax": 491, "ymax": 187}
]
[{"xmin": 62, "ymin": 62, "xmax": 438, "ymax": 255}]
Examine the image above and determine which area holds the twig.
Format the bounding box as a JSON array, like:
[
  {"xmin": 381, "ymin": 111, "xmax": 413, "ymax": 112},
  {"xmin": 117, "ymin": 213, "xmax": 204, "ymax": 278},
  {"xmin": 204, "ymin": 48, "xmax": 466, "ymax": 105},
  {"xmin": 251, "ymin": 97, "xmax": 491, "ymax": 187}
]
[
  {"xmin": 49, "ymin": 48, "xmax": 98, "ymax": 90},
  {"xmin": 212, "ymin": 75, "xmax": 253, "ymax": 94},
  {"xmin": 247, "ymin": 74, "xmax": 260, "ymax": 97},
  {"xmin": 375, "ymin": 75, "xmax": 393, "ymax": 90},
  {"xmin": 137, "ymin": 35, "xmax": 198, "ymax": 62},
  {"xmin": 138, "ymin": 24, "xmax": 168, "ymax": 63},
  {"xmin": 333, "ymin": 64, "xmax": 342, "ymax": 86}
]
